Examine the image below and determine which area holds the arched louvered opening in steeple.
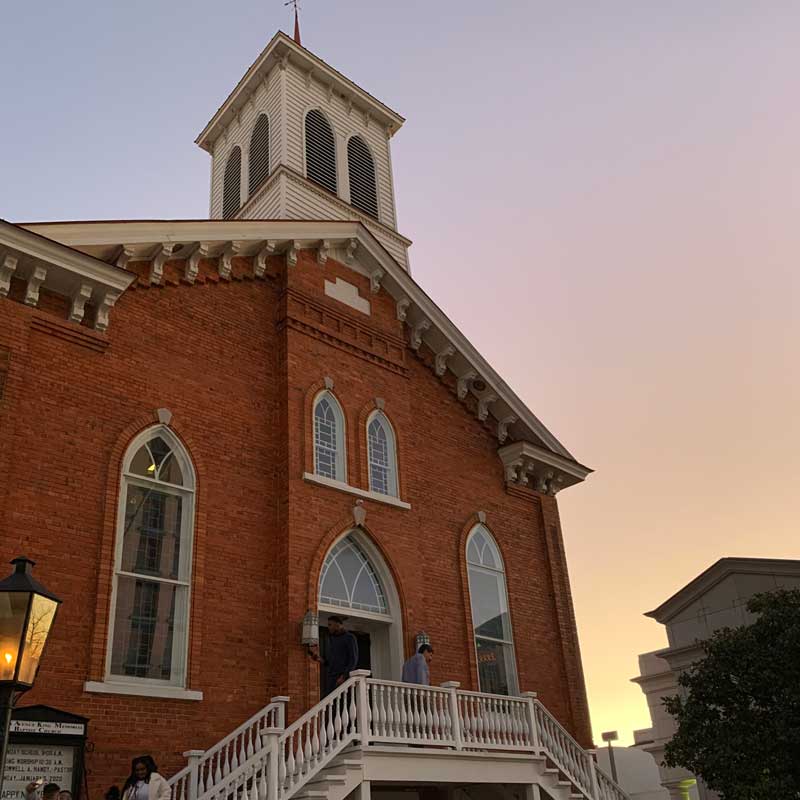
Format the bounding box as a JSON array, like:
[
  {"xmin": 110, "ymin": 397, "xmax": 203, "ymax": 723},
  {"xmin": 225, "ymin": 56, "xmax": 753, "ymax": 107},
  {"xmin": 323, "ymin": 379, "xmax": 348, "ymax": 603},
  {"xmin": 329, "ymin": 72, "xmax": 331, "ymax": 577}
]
[
  {"xmin": 222, "ymin": 146, "xmax": 242, "ymax": 219},
  {"xmin": 248, "ymin": 114, "xmax": 270, "ymax": 197},
  {"xmin": 347, "ymin": 136, "xmax": 379, "ymax": 219},
  {"xmin": 305, "ymin": 109, "xmax": 337, "ymax": 195}
]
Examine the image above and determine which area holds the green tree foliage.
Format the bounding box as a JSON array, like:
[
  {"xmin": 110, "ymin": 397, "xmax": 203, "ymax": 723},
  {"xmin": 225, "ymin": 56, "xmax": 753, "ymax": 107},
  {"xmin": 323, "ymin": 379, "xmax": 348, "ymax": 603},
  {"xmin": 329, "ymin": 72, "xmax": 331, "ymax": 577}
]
[{"xmin": 663, "ymin": 589, "xmax": 800, "ymax": 799}]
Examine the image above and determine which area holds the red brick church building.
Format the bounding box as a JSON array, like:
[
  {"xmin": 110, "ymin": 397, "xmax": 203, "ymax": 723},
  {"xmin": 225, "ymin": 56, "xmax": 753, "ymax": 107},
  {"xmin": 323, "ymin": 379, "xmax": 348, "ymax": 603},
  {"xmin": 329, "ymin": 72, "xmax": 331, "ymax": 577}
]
[{"xmin": 0, "ymin": 27, "xmax": 623, "ymax": 800}]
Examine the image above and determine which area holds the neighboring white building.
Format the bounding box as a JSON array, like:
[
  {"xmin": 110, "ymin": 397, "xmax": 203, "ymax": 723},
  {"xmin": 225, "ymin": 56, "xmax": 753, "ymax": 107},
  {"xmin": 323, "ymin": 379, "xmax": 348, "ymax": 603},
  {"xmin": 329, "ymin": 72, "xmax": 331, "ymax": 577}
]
[
  {"xmin": 633, "ymin": 557, "xmax": 800, "ymax": 800},
  {"xmin": 590, "ymin": 745, "xmax": 670, "ymax": 800}
]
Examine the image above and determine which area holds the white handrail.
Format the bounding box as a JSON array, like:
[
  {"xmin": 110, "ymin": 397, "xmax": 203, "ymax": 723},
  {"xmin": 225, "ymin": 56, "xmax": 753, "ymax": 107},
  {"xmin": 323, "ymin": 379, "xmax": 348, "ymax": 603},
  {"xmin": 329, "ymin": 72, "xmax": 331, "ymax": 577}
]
[
  {"xmin": 533, "ymin": 700, "xmax": 596, "ymax": 797},
  {"xmin": 277, "ymin": 675, "xmax": 361, "ymax": 799},
  {"xmin": 172, "ymin": 674, "xmax": 631, "ymax": 800},
  {"xmin": 595, "ymin": 765, "xmax": 628, "ymax": 800},
  {"xmin": 169, "ymin": 698, "xmax": 286, "ymax": 800},
  {"xmin": 367, "ymin": 679, "xmax": 455, "ymax": 745}
]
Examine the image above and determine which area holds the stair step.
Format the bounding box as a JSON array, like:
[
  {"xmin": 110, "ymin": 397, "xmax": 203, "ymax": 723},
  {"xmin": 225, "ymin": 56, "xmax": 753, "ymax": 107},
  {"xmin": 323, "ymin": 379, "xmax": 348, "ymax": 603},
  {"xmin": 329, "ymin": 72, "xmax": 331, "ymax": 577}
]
[{"xmin": 306, "ymin": 775, "xmax": 348, "ymax": 788}]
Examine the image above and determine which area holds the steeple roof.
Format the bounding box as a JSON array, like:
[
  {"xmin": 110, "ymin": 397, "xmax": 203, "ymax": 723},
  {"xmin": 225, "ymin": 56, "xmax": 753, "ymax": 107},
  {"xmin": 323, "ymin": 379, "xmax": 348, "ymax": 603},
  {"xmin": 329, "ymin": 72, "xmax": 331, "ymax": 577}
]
[{"xmin": 196, "ymin": 31, "xmax": 405, "ymax": 153}]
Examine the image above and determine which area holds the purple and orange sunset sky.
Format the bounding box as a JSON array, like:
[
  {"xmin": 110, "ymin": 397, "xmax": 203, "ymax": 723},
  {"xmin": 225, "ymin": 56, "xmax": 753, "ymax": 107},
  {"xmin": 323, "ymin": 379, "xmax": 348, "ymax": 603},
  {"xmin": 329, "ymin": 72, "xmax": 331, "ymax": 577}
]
[{"xmin": 2, "ymin": 1, "xmax": 798, "ymax": 745}]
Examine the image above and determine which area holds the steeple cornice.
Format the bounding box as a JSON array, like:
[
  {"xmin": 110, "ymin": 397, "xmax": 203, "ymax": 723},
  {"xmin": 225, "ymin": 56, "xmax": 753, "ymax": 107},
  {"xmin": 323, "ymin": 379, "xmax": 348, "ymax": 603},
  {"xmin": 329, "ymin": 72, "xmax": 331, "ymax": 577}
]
[{"xmin": 196, "ymin": 31, "xmax": 405, "ymax": 153}]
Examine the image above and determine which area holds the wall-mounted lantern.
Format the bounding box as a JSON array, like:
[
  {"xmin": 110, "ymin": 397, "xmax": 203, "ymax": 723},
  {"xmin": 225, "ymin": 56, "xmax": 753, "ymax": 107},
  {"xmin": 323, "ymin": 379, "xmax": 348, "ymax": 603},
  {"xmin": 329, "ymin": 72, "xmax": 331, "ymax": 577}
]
[{"xmin": 301, "ymin": 610, "xmax": 319, "ymax": 646}]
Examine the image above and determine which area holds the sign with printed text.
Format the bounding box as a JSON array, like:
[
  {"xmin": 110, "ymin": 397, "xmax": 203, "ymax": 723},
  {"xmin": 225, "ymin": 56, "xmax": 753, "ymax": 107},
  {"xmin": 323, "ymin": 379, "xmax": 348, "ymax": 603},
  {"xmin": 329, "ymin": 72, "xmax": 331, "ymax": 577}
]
[
  {"xmin": 1, "ymin": 744, "xmax": 75, "ymax": 800},
  {"xmin": 9, "ymin": 721, "xmax": 85, "ymax": 737}
]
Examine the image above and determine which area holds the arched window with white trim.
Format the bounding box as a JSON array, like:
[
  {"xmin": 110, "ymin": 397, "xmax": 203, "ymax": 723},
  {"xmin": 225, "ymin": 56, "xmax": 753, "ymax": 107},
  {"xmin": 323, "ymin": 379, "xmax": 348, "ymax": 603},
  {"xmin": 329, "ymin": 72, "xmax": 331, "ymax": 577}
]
[
  {"xmin": 249, "ymin": 114, "xmax": 270, "ymax": 197},
  {"xmin": 319, "ymin": 534, "xmax": 389, "ymax": 616},
  {"xmin": 108, "ymin": 427, "xmax": 195, "ymax": 686},
  {"xmin": 313, "ymin": 391, "xmax": 346, "ymax": 481},
  {"xmin": 347, "ymin": 135, "xmax": 379, "ymax": 219},
  {"xmin": 366, "ymin": 411, "xmax": 398, "ymax": 497},
  {"xmin": 305, "ymin": 109, "xmax": 337, "ymax": 195},
  {"xmin": 222, "ymin": 146, "xmax": 242, "ymax": 219},
  {"xmin": 466, "ymin": 525, "xmax": 518, "ymax": 695}
]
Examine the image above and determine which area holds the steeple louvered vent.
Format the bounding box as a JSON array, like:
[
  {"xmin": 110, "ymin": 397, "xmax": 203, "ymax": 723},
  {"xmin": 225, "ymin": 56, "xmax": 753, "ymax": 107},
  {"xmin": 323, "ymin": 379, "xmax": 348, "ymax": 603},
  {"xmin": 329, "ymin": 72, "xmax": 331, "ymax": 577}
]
[
  {"xmin": 222, "ymin": 147, "xmax": 242, "ymax": 219},
  {"xmin": 249, "ymin": 114, "xmax": 270, "ymax": 197},
  {"xmin": 305, "ymin": 110, "xmax": 337, "ymax": 195},
  {"xmin": 347, "ymin": 136, "xmax": 379, "ymax": 219}
]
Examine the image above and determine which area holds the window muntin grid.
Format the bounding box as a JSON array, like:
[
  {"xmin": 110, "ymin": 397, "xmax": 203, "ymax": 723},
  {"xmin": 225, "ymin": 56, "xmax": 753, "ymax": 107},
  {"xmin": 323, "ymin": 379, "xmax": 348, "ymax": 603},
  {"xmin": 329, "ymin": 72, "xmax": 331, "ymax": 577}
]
[
  {"xmin": 367, "ymin": 412, "xmax": 397, "ymax": 497},
  {"xmin": 466, "ymin": 525, "xmax": 518, "ymax": 695},
  {"xmin": 314, "ymin": 392, "xmax": 345, "ymax": 481},
  {"xmin": 110, "ymin": 429, "xmax": 194, "ymax": 686},
  {"xmin": 319, "ymin": 535, "xmax": 389, "ymax": 616}
]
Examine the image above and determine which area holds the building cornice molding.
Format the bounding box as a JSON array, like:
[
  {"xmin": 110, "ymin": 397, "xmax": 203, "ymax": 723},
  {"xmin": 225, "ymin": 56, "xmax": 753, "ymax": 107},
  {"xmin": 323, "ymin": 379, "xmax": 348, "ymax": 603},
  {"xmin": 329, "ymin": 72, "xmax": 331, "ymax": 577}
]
[
  {"xmin": 21, "ymin": 218, "xmax": 589, "ymax": 482},
  {"xmin": 498, "ymin": 441, "xmax": 591, "ymax": 494},
  {"xmin": 196, "ymin": 31, "xmax": 405, "ymax": 153},
  {"xmin": 646, "ymin": 557, "xmax": 800, "ymax": 623},
  {"xmin": 0, "ymin": 219, "xmax": 135, "ymax": 332}
]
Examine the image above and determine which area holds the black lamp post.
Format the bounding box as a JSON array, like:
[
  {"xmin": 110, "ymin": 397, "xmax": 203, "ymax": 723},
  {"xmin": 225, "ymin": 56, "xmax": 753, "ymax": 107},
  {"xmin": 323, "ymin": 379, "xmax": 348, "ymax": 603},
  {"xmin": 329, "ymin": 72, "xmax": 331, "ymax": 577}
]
[{"xmin": 0, "ymin": 558, "xmax": 62, "ymax": 795}]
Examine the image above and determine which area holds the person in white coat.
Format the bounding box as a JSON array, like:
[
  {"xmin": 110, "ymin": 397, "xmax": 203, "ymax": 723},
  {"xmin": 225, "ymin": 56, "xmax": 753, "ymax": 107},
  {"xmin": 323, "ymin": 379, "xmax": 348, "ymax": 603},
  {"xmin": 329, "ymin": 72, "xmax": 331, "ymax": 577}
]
[{"xmin": 122, "ymin": 756, "xmax": 171, "ymax": 800}]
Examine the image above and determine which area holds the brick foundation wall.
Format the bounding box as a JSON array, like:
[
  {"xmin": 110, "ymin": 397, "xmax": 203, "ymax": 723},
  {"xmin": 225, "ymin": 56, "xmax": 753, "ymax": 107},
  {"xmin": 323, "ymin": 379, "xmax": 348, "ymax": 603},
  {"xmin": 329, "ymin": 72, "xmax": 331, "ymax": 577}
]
[{"xmin": 0, "ymin": 247, "xmax": 592, "ymax": 797}]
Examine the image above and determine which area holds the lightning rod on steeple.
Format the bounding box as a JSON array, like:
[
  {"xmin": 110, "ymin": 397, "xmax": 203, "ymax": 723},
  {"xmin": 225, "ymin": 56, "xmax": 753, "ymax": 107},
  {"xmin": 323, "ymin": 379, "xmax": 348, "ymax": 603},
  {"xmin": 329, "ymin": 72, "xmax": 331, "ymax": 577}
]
[{"xmin": 284, "ymin": 0, "xmax": 302, "ymax": 46}]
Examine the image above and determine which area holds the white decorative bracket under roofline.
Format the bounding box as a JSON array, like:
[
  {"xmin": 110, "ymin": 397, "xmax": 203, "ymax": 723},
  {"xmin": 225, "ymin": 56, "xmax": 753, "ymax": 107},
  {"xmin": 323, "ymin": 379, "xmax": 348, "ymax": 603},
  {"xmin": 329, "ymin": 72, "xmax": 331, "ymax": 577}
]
[
  {"xmin": 286, "ymin": 240, "xmax": 300, "ymax": 268},
  {"xmin": 25, "ymin": 266, "xmax": 47, "ymax": 306},
  {"xmin": 477, "ymin": 393, "xmax": 498, "ymax": 422},
  {"xmin": 186, "ymin": 242, "xmax": 210, "ymax": 284},
  {"xmin": 396, "ymin": 297, "xmax": 410, "ymax": 322},
  {"xmin": 497, "ymin": 415, "xmax": 518, "ymax": 445},
  {"xmin": 0, "ymin": 255, "xmax": 18, "ymax": 297},
  {"xmin": 457, "ymin": 371, "xmax": 477, "ymax": 401},
  {"xmin": 370, "ymin": 268, "xmax": 384, "ymax": 294},
  {"xmin": 69, "ymin": 282, "xmax": 93, "ymax": 324},
  {"xmin": 256, "ymin": 241, "xmax": 277, "ymax": 277},
  {"xmin": 435, "ymin": 345, "xmax": 455, "ymax": 377},
  {"xmin": 0, "ymin": 220, "xmax": 135, "ymax": 332},
  {"xmin": 409, "ymin": 318, "xmax": 430, "ymax": 351},
  {"xmin": 498, "ymin": 441, "xmax": 590, "ymax": 496},
  {"xmin": 317, "ymin": 240, "xmax": 330, "ymax": 266}
]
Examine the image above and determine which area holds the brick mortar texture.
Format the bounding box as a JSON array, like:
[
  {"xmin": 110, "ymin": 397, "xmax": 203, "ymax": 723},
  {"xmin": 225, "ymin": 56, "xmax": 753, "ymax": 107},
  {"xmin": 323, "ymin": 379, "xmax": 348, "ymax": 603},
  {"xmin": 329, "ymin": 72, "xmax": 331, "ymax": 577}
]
[{"xmin": 0, "ymin": 249, "xmax": 593, "ymax": 796}]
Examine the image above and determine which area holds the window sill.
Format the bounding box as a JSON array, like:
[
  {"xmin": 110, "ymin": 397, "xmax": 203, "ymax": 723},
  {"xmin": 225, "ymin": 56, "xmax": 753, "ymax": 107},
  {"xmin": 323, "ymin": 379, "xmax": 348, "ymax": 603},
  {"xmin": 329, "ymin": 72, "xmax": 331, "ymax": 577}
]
[
  {"xmin": 84, "ymin": 681, "xmax": 203, "ymax": 701},
  {"xmin": 302, "ymin": 473, "xmax": 411, "ymax": 510}
]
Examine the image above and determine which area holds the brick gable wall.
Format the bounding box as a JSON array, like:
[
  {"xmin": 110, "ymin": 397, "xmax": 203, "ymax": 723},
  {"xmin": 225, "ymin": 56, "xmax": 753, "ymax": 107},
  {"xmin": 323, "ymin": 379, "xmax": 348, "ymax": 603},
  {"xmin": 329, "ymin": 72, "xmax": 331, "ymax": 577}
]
[{"xmin": 0, "ymin": 248, "xmax": 592, "ymax": 796}]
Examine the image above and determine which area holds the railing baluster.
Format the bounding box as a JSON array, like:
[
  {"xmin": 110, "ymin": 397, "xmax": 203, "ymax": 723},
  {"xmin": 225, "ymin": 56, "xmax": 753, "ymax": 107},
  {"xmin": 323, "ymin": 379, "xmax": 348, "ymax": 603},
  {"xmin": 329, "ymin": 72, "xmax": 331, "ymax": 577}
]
[{"xmin": 399, "ymin": 686, "xmax": 408, "ymax": 739}]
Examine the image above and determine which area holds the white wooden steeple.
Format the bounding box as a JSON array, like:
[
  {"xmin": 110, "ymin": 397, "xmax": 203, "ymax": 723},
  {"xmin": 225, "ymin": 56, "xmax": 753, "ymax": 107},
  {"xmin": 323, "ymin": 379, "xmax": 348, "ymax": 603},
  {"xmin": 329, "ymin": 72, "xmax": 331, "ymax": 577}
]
[{"xmin": 197, "ymin": 32, "xmax": 411, "ymax": 270}]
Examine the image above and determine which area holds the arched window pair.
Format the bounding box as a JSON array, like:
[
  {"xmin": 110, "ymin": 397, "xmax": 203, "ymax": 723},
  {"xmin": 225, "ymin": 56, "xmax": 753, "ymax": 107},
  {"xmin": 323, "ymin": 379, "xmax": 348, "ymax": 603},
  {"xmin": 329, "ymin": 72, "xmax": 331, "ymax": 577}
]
[
  {"xmin": 107, "ymin": 427, "xmax": 195, "ymax": 687},
  {"xmin": 222, "ymin": 114, "xmax": 271, "ymax": 220},
  {"xmin": 313, "ymin": 391, "xmax": 398, "ymax": 497},
  {"xmin": 304, "ymin": 109, "xmax": 379, "ymax": 219},
  {"xmin": 466, "ymin": 525, "xmax": 518, "ymax": 696}
]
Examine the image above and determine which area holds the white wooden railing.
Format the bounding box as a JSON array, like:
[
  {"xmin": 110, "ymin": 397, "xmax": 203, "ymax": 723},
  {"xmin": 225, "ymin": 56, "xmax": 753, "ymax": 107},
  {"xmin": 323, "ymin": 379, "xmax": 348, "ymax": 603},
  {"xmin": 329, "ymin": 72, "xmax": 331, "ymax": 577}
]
[
  {"xmin": 276, "ymin": 673, "xmax": 362, "ymax": 799},
  {"xmin": 595, "ymin": 767, "xmax": 629, "ymax": 800},
  {"xmin": 169, "ymin": 697, "xmax": 287, "ymax": 800},
  {"xmin": 170, "ymin": 672, "xmax": 629, "ymax": 800},
  {"xmin": 533, "ymin": 698, "xmax": 596, "ymax": 796}
]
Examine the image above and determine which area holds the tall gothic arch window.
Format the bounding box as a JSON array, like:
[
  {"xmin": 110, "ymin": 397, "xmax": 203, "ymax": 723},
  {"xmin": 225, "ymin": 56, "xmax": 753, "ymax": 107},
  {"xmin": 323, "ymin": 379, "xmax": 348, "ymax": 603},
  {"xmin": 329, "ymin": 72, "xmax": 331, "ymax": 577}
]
[
  {"xmin": 313, "ymin": 391, "xmax": 346, "ymax": 481},
  {"xmin": 222, "ymin": 146, "xmax": 242, "ymax": 219},
  {"xmin": 366, "ymin": 411, "xmax": 398, "ymax": 497},
  {"xmin": 305, "ymin": 110, "xmax": 337, "ymax": 195},
  {"xmin": 249, "ymin": 114, "xmax": 270, "ymax": 197},
  {"xmin": 108, "ymin": 427, "xmax": 195, "ymax": 686},
  {"xmin": 347, "ymin": 136, "xmax": 379, "ymax": 219},
  {"xmin": 319, "ymin": 535, "xmax": 389, "ymax": 616},
  {"xmin": 466, "ymin": 525, "xmax": 518, "ymax": 695}
]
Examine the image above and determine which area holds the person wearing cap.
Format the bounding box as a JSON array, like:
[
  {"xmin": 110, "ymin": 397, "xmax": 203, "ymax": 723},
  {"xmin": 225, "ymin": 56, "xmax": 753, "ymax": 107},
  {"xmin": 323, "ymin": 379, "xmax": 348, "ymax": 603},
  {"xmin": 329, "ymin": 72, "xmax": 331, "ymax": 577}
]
[
  {"xmin": 402, "ymin": 644, "xmax": 434, "ymax": 686},
  {"xmin": 309, "ymin": 616, "xmax": 359, "ymax": 696}
]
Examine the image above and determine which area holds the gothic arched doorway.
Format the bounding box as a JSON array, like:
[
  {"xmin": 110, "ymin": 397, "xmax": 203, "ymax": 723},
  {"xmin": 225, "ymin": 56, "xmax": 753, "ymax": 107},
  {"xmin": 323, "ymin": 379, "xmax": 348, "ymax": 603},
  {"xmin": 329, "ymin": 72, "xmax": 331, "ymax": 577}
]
[{"xmin": 317, "ymin": 531, "xmax": 403, "ymax": 686}]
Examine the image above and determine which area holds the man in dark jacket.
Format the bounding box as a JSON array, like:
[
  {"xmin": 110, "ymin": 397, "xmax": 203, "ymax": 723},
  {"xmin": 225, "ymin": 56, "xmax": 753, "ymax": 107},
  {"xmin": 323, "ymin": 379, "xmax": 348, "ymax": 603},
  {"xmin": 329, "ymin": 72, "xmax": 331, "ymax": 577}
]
[{"xmin": 310, "ymin": 616, "xmax": 359, "ymax": 696}]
